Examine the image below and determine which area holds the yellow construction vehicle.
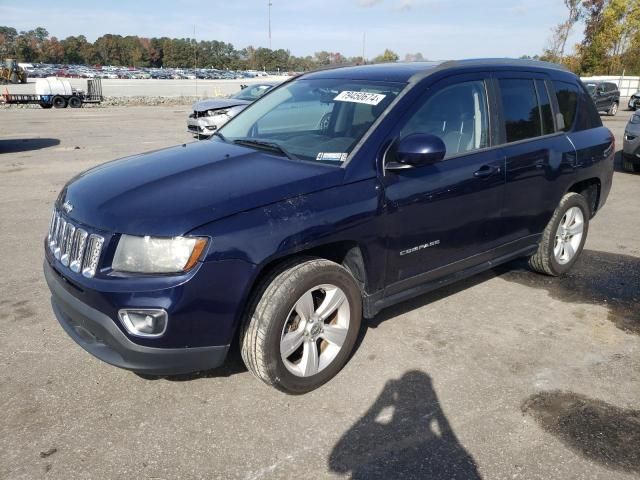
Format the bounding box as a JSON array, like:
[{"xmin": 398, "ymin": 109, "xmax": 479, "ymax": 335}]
[{"xmin": 0, "ymin": 59, "xmax": 28, "ymax": 84}]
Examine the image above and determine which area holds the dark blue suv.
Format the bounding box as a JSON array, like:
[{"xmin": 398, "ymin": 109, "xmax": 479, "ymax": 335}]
[{"xmin": 44, "ymin": 60, "xmax": 614, "ymax": 393}]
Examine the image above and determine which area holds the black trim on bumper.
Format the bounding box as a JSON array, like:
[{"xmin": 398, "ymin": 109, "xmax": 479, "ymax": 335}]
[
  {"xmin": 623, "ymin": 151, "xmax": 640, "ymax": 165},
  {"xmin": 44, "ymin": 261, "xmax": 229, "ymax": 375}
]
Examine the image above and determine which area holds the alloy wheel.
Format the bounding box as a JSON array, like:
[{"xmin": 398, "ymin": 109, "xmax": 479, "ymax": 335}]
[
  {"xmin": 280, "ymin": 284, "xmax": 351, "ymax": 377},
  {"xmin": 554, "ymin": 206, "xmax": 584, "ymax": 264}
]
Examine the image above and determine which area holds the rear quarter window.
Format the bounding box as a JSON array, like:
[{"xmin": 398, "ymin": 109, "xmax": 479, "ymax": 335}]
[
  {"xmin": 552, "ymin": 81, "xmax": 579, "ymax": 132},
  {"xmin": 552, "ymin": 80, "xmax": 602, "ymax": 132}
]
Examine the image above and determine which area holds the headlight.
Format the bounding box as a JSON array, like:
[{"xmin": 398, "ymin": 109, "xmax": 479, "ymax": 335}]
[
  {"xmin": 112, "ymin": 235, "xmax": 208, "ymax": 274},
  {"xmin": 207, "ymin": 109, "xmax": 228, "ymax": 117}
]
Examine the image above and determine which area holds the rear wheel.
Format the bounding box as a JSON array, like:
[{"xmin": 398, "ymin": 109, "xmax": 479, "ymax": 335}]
[
  {"xmin": 529, "ymin": 193, "xmax": 589, "ymax": 276},
  {"xmin": 241, "ymin": 258, "xmax": 362, "ymax": 394},
  {"xmin": 52, "ymin": 96, "xmax": 67, "ymax": 108},
  {"xmin": 607, "ymin": 101, "xmax": 618, "ymax": 116},
  {"xmin": 68, "ymin": 96, "xmax": 82, "ymax": 108}
]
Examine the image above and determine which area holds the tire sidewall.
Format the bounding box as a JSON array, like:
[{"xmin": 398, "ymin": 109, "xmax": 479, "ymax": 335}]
[
  {"xmin": 261, "ymin": 264, "xmax": 362, "ymax": 394},
  {"xmin": 53, "ymin": 96, "xmax": 66, "ymax": 108},
  {"xmin": 545, "ymin": 194, "xmax": 590, "ymax": 275}
]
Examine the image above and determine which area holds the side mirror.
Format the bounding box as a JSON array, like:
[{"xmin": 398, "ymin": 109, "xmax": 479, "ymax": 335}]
[{"xmin": 386, "ymin": 133, "xmax": 446, "ymax": 170}]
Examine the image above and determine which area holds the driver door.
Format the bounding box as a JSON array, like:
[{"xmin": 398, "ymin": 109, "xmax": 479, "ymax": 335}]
[{"xmin": 382, "ymin": 74, "xmax": 506, "ymax": 292}]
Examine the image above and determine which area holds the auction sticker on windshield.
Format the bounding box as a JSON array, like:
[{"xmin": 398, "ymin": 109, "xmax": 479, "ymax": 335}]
[
  {"xmin": 334, "ymin": 91, "xmax": 386, "ymax": 105},
  {"xmin": 316, "ymin": 152, "xmax": 348, "ymax": 162}
]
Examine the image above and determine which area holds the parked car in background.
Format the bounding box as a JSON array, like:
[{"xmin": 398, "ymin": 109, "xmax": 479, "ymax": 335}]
[
  {"xmin": 584, "ymin": 81, "xmax": 620, "ymax": 116},
  {"xmin": 45, "ymin": 59, "xmax": 614, "ymax": 394},
  {"xmin": 629, "ymin": 91, "xmax": 640, "ymax": 111},
  {"xmin": 623, "ymin": 111, "xmax": 640, "ymax": 172},
  {"xmin": 187, "ymin": 82, "xmax": 277, "ymax": 138}
]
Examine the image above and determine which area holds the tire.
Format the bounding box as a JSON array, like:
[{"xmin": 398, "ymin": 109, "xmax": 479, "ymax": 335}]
[
  {"xmin": 622, "ymin": 156, "xmax": 638, "ymax": 173},
  {"xmin": 68, "ymin": 96, "xmax": 82, "ymax": 108},
  {"xmin": 528, "ymin": 192, "xmax": 590, "ymax": 276},
  {"xmin": 39, "ymin": 102, "xmax": 53, "ymax": 109},
  {"xmin": 240, "ymin": 258, "xmax": 362, "ymax": 394},
  {"xmin": 52, "ymin": 96, "xmax": 67, "ymax": 108},
  {"xmin": 607, "ymin": 101, "xmax": 618, "ymax": 116}
]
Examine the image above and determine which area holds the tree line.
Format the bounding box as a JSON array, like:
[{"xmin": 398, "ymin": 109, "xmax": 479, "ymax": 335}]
[
  {"xmin": 4, "ymin": 0, "xmax": 636, "ymax": 76},
  {"xmin": 542, "ymin": 0, "xmax": 640, "ymax": 75},
  {"xmin": 0, "ymin": 26, "xmax": 402, "ymax": 71}
]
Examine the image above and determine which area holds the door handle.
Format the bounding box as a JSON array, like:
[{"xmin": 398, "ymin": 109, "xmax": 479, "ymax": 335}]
[{"xmin": 473, "ymin": 165, "xmax": 501, "ymax": 178}]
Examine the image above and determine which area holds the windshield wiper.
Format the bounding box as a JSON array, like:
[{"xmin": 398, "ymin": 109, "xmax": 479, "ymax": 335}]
[
  {"xmin": 212, "ymin": 131, "xmax": 228, "ymax": 142},
  {"xmin": 233, "ymin": 138, "xmax": 299, "ymax": 161}
]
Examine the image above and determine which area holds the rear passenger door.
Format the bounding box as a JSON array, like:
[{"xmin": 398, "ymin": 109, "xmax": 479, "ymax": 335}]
[{"xmin": 495, "ymin": 73, "xmax": 576, "ymax": 244}]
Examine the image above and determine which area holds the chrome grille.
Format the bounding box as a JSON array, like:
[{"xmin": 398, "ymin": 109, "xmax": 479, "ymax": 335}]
[{"xmin": 47, "ymin": 208, "xmax": 104, "ymax": 278}]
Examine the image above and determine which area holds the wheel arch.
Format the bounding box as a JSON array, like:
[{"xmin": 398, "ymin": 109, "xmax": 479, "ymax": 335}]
[
  {"xmin": 250, "ymin": 241, "xmax": 370, "ymax": 298},
  {"xmin": 566, "ymin": 177, "xmax": 601, "ymax": 217},
  {"xmin": 230, "ymin": 240, "xmax": 370, "ymax": 353}
]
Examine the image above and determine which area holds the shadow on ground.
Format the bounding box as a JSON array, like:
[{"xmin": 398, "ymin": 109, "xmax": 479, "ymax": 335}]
[
  {"xmin": 329, "ymin": 370, "xmax": 481, "ymax": 479},
  {"xmin": 523, "ymin": 391, "xmax": 640, "ymax": 474},
  {"xmin": 369, "ymin": 269, "xmax": 497, "ymax": 328},
  {"xmin": 0, "ymin": 138, "xmax": 60, "ymax": 154},
  {"xmin": 496, "ymin": 250, "xmax": 640, "ymax": 335}
]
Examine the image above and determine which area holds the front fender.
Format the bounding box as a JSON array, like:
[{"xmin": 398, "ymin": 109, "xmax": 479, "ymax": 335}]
[{"xmin": 188, "ymin": 178, "xmax": 385, "ymax": 292}]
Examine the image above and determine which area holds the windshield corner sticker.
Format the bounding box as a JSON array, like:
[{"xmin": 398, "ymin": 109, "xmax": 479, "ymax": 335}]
[
  {"xmin": 334, "ymin": 91, "xmax": 386, "ymax": 106},
  {"xmin": 317, "ymin": 152, "xmax": 348, "ymax": 162}
]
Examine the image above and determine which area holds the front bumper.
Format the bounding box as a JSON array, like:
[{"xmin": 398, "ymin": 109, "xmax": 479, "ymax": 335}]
[
  {"xmin": 44, "ymin": 260, "xmax": 229, "ymax": 375},
  {"xmin": 186, "ymin": 116, "xmax": 227, "ymax": 136},
  {"xmin": 623, "ymin": 132, "xmax": 640, "ymax": 163}
]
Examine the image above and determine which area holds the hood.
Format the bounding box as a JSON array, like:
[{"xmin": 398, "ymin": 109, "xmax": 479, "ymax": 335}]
[
  {"xmin": 60, "ymin": 140, "xmax": 345, "ymax": 236},
  {"xmin": 192, "ymin": 98, "xmax": 250, "ymax": 112}
]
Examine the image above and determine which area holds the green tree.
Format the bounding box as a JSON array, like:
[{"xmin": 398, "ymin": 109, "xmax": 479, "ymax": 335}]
[
  {"xmin": 0, "ymin": 26, "xmax": 18, "ymax": 57},
  {"xmin": 373, "ymin": 49, "xmax": 399, "ymax": 63}
]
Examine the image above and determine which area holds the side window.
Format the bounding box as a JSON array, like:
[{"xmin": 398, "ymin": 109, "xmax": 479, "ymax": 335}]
[
  {"xmin": 400, "ymin": 80, "xmax": 489, "ymax": 158},
  {"xmin": 535, "ymin": 80, "xmax": 555, "ymax": 135},
  {"xmin": 498, "ymin": 78, "xmax": 543, "ymax": 142},
  {"xmin": 552, "ymin": 81, "xmax": 579, "ymax": 132}
]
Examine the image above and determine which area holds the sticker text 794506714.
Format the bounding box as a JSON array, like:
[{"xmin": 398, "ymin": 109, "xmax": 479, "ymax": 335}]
[{"xmin": 334, "ymin": 91, "xmax": 387, "ymax": 106}]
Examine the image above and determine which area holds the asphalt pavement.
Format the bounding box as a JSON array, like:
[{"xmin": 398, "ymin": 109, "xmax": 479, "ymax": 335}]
[{"xmin": 0, "ymin": 106, "xmax": 638, "ymax": 479}]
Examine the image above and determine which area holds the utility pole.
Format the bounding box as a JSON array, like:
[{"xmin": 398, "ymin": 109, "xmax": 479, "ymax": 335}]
[
  {"xmin": 268, "ymin": 1, "xmax": 273, "ymax": 49},
  {"xmin": 193, "ymin": 25, "xmax": 198, "ymax": 97},
  {"xmin": 362, "ymin": 32, "xmax": 366, "ymax": 64}
]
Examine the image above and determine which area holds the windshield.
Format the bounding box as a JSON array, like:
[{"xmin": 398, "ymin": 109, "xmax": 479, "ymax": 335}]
[
  {"xmin": 219, "ymin": 78, "xmax": 405, "ymax": 164},
  {"xmin": 231, "ymin": 84, "xmax": 273, "ymax": 101},
  {"xmin": 585, "ymin": 83, "xmax": 597, "ymax": 94}
]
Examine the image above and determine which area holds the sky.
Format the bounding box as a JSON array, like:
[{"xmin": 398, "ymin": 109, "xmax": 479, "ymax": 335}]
[{"xmin": 0, "ymin": 0, "xmax": 585, "ymax": 60}]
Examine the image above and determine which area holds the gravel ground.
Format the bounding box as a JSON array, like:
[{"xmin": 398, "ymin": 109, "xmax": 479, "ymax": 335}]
[{"xmin": 0, "ymin": 107, "xmax": 638, "ymax": 480}]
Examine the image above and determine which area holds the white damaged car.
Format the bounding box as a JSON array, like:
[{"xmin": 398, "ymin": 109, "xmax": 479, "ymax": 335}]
[{"xmin": 187, "ymin": 83, "xmax": 277, "ymax": 138}]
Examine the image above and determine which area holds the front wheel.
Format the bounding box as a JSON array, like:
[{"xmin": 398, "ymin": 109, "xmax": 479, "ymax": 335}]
[
  {"xmin": 608, "ymin": 102, "xmax": 618, "ymax": 116},
  {"xmin": 528, "ymin": 192, "xmax": 589, "ymax": 276},
  {"xmin": 241, "ymin": 258, "xmax": 362, "ymax": 394}
]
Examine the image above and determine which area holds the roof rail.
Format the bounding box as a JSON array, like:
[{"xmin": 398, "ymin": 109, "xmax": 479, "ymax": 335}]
[{"xmin": 408, "ymin": 58, "xmax": 571, "ymax": 83}]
